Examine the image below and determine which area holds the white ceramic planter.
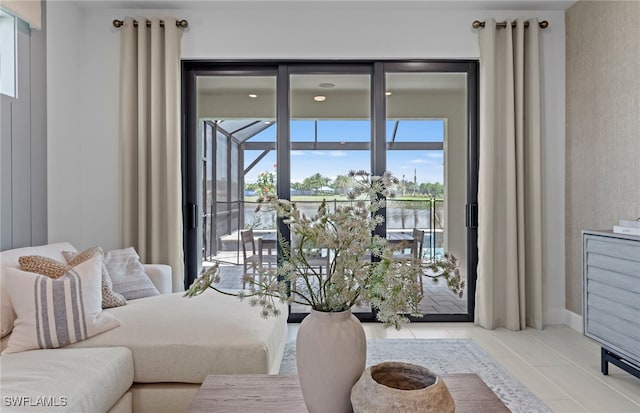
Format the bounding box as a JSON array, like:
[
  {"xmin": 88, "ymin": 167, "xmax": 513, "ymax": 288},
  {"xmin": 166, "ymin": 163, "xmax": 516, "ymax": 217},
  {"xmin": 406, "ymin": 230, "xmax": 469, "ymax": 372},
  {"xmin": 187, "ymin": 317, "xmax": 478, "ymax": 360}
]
[{"xmin": 296, "ymin": 309, "xmax": 366, "ymax": 413}]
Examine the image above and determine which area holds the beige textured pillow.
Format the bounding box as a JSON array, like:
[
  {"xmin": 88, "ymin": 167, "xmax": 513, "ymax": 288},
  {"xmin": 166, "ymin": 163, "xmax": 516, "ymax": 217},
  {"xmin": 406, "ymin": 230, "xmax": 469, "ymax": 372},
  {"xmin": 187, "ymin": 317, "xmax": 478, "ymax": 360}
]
[
  {"xmin": 18, "ymin": 255, "xmax": 70, "ymax": 279},
  {"xmin": 63, "ymin": 247, "xmax": 127, "ymax": 309},
  {"xmin": 65, "ymin": 246, "xmax": 102, "ymax": 267}
]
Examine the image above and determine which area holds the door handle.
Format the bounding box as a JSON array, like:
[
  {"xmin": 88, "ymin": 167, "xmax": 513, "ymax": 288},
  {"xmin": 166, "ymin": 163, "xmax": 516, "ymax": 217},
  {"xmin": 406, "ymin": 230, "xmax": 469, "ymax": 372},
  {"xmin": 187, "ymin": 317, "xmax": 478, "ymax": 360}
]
[
  {"xmin": 190, "ymin": 203, "xmax": 198, "ymax": 229},
  {"xmin": 465, "ymin": 203, "xmax": 478, "ymax": 229}
]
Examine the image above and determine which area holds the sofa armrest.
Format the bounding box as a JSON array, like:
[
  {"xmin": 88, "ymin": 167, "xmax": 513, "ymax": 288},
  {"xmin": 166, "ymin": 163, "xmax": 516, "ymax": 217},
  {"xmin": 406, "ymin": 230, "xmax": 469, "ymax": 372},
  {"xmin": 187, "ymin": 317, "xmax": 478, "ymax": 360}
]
[{"xmin": 143, "ymin": 264, "xmax": 173, "ymax": 295}]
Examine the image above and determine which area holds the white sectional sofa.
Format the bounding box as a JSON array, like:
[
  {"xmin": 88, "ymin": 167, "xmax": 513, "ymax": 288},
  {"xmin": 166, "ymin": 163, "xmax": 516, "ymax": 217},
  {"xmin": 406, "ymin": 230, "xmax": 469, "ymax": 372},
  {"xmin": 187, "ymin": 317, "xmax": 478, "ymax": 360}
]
[{"xmin": 0, "ymin": 242, "xmax": 288, "ymax": 413}]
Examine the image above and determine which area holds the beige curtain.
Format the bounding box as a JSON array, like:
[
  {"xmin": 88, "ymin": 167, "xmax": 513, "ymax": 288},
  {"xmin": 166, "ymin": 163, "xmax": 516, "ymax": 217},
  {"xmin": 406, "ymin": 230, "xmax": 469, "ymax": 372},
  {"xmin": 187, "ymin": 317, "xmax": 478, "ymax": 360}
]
[
  {"xmin": 475, "ymin": 18, "xmax": 543, "ymax": 330},
  {"xmin": 119, "ymin": 17, "xmax": 184, "ymax": 291}
]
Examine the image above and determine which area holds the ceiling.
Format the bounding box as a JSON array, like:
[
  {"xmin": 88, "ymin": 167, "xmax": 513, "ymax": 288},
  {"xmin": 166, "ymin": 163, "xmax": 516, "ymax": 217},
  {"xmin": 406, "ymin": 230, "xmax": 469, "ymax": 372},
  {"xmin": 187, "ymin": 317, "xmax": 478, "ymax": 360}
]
[
  {"xmin": 196, "ymin": 71, "xmax": 468, "ymax": 120},
  {"xmin": 70, "ymin": 0, "xmax": 576, "ymax": 11},
  {"xmin": 198, "ymin": 73, "xmax": 467, "ymax": 95}
]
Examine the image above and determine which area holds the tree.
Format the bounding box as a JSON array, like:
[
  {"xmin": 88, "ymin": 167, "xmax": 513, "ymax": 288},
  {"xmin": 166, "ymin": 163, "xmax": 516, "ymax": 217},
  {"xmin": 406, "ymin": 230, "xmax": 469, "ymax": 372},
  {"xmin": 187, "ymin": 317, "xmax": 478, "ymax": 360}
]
[
  {"xmin": 303, "ymin": 173, "xmax": 329, "ymax": 193},
  {"xmin": 419, "ymin": 182, "xmax": 444, "ymax": 198},
  {"xmin": 333, "ymin": 174, "xmax": 352, "ymax": 195},
  {"xmin": 244, "ymin": 183, "xmax": 259, "ymax": 192},
  {"xmin": 404, "ymin": 181, "xmax": 418, "ymax": 195}
]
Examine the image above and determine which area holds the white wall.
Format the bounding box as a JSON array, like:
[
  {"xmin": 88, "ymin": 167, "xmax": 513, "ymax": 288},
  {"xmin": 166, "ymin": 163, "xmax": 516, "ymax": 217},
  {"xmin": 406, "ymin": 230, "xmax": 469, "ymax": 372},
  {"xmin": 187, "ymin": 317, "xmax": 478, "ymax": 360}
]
[
  {"xmin": 46, "ymin": 1, "xmax": 566, "ymax": 324},
  {"xmin": 47, "ymin": 0, "xmax": 122, "ymax": 251},
  {"xmin": 47, "ymin": 1, "xmax": 84, "ymax": 247}
]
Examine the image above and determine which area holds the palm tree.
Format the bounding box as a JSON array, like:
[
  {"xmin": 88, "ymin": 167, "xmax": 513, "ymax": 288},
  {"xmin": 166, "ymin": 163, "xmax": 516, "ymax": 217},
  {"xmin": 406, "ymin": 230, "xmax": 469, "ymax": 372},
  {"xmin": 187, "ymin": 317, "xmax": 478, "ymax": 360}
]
[
  {"xmin": 303, "ymin": 173, "xmax": 329, "ymax": 193},
  {"xmin": 333, "ymin": 174, "xmax": 353, "ymax": 195}
]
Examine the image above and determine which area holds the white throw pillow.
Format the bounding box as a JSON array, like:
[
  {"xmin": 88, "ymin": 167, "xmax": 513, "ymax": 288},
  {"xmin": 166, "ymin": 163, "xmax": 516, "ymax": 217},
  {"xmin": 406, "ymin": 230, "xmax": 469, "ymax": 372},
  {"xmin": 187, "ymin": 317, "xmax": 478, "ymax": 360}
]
[
  {"xmin": 1, "ymin": 254, "xmax": 120, "ymax": 354},
  {"xmin": 63, "ymin": 248, "xmax": 127, "ymax": 309},
  {"xmin": 105, "ymin": 247, "xmax": 159, "ymax": 300}
]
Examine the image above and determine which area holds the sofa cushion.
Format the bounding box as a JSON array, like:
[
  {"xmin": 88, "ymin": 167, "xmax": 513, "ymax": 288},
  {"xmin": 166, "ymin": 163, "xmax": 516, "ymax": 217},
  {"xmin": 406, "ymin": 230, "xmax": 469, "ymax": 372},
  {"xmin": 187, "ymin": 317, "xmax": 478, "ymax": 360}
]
[
  {"xmin": 0, "ymin": 347, "xmax": 133, "ymax": 413},
  {"xmin": 105, "ymin": 247, "xmax": 159, "ymax": 300},
  {"xmin": 2, "ymin": 254, "xmax": 121, "ymax": 354},
  {"xmin": 0, "ymin": 242, "xmax": 77, "ymax": 338},
  {"xmin": 63, "ymin": 248, "xmax": 127, "ymax": 309},
  {"xmin": 68, "ymin": 290, "xmax": 288, "ymax": 382}
]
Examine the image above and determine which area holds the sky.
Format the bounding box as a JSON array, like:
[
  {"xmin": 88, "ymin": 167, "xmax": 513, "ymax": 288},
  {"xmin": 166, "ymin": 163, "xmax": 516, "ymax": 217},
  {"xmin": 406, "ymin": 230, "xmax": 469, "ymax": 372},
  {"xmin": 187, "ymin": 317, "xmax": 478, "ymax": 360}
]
[{"xmin": 243, "ymin": 119, "xmax": 445, "ymax": 185}]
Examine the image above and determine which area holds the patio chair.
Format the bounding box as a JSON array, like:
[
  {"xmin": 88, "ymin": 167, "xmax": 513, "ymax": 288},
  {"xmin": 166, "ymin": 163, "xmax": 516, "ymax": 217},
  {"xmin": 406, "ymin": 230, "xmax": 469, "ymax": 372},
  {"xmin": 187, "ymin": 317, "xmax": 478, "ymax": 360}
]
[
  {"xmin": 240, "ymin": 229, "xmax": 261, "ymax": 289},
  {"xmin": 392, "ymin": 228, "xmax": 425, "ymax": 289},
  {"xmin": 258, "ymin": 237, "xmax": 277, "ymax": 269},
  {"xmin": 411, "ymin": 228, "xmax": 425, "ymax": 261},
  {"xmin": 412, "ymin": 228, "xmax": 425, "ymax": 290}
]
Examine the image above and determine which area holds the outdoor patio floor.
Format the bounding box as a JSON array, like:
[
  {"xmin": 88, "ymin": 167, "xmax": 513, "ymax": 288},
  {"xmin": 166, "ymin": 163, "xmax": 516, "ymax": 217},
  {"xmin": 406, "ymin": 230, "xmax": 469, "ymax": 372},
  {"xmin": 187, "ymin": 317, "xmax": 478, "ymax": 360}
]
[{"xmin": 208, "ymin": 252, "xmax": 467, "ymax": 315}]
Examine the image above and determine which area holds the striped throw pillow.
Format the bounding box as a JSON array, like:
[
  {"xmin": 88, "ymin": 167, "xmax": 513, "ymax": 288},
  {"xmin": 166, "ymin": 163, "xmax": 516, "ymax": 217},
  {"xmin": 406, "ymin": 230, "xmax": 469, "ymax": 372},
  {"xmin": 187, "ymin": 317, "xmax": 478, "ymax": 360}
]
[{"xmin": 1, "ymin": 254, "xmax": 120, "ymax": 354}]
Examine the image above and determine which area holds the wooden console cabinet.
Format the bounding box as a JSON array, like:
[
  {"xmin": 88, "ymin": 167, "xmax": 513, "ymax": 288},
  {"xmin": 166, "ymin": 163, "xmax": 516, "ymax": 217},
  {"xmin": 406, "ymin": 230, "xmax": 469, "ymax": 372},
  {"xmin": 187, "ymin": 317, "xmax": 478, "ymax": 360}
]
[{"xmin": 583, "ymin": 230, "xmax": 640, "ymax": 379}]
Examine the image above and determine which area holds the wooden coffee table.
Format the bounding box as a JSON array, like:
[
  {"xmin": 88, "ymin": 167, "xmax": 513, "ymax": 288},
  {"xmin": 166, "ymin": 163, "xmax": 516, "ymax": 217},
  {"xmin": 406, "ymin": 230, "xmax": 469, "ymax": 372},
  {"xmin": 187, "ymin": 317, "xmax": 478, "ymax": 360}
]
[{"xmin": 187, "ymin": 373, "xmax": 510, "ymax": 412}]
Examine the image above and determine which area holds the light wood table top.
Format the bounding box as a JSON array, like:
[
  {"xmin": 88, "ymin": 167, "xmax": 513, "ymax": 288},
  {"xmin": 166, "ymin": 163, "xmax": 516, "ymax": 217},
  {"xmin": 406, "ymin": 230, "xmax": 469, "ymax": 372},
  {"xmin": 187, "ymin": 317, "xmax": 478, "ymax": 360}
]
[{"xmin": 187, "ymin": 373, "xmax": 510, "ymax": 412}]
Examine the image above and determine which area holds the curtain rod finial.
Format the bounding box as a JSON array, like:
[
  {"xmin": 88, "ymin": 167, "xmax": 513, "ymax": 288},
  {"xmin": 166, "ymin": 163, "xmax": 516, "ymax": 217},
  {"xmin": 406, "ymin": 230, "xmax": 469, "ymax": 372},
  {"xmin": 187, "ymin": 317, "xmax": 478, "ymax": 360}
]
[
  {"xmin": 113, "ymin": 19, "xmax": 124, "ymax": 28},
  {"xmin": 472, "ymin": 20, "xmax": 483, "ymax": 29},
  {"xmin": 178, "ymin": 19, "xmax": 189, "ymax": 28},
  {"xmin": 539, "ymin": 20, "xmax": 549, "ymax": 29}
]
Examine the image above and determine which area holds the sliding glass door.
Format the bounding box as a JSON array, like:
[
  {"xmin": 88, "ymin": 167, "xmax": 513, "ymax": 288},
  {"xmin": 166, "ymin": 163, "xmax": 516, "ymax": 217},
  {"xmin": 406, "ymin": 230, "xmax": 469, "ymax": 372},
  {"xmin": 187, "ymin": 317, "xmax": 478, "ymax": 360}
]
[
  {"xmin": 183, "ymin": 61, "xmax": 478, "ymax": 322},
  {"xmin": 186, "ymin": 71, "xmax": 278, "ymax": 290},
  {"xmin": 385, "ymin": 70, "xmax": 471, "ymax": 318},
  {"xmin": 288, "ymin": 69, "xmax": 372, "ymax": 317}
]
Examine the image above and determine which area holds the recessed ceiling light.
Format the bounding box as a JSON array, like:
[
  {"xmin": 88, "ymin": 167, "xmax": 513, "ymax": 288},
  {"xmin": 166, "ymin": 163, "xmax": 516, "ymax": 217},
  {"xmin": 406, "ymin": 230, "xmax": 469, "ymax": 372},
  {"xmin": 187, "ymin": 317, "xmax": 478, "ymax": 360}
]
[
  {"xmin": 249, "ymin": 94, "xmax": 258, "ymax": 98},
  {"xmin": 385, "ymin": 91, "xmax": 392, "ymax": 96},
  {"xmin": 319, "ymin": 82, "xmax": 335, "ymax": 88},
  {"xmin": 314, "ymin": 95, "xmax": 326, "ymax": 102}
]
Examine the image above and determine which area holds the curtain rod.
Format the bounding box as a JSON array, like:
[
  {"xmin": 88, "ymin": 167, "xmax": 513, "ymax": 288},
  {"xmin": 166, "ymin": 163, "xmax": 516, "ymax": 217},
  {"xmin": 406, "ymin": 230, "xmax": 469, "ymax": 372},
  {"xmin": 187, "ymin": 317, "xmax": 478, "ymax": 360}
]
[
  {"xmin": 112, "ymin": 19, "xmax": 189, "ymax": 29},
  {"xmin": 472, "ymin": 20, "xmax": 549, "ymax": 29}
]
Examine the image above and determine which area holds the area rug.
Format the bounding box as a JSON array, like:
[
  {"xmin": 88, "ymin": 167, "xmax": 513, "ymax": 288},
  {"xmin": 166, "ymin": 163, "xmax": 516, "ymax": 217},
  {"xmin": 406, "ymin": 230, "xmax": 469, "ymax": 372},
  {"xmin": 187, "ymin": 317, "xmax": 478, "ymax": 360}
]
[{"xmin": 279, "ymin": 338, "xmax": 552, "ymax": 413}]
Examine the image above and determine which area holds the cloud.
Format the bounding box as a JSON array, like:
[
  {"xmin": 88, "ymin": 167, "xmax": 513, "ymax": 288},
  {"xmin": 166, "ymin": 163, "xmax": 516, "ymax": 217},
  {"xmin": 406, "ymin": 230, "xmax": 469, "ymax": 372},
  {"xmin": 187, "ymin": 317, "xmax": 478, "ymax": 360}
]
[
  {"xmin": 312, "ymin": 151, "xmax": 325, "ymax": 156},
  {"xmin": 425, "ymin": 152, "xmax": 443, "ymax": 159},
  {"xmin": 329, "ymin": 151, "xmax": 347, "ymax": 157},
  {"xmin": 409, "ymin": 159, "xmax": 428, "ymax": 164},
  {"xmin": 291, "ymin": 151, "xmax": 306, "ymax": 156}
]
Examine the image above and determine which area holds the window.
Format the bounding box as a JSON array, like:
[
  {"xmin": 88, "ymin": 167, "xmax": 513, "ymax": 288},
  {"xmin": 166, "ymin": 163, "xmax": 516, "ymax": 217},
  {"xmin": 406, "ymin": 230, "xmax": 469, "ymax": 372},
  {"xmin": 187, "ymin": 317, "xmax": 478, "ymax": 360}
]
[{"xmin": 0, "ymin": 10, "xmax": 17, "ymax": 97}]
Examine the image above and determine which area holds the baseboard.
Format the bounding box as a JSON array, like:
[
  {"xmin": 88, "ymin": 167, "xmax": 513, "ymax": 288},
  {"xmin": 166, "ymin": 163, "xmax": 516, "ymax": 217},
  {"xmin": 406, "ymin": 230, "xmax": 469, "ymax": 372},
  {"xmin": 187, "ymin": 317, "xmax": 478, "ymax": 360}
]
[
  {"xmin": 544, "ymin": 309, "xmax": 583, "ymax": 333},
  {"xmin": 564, "ymin": 310, "xmax": 583, "ymax": 333}
]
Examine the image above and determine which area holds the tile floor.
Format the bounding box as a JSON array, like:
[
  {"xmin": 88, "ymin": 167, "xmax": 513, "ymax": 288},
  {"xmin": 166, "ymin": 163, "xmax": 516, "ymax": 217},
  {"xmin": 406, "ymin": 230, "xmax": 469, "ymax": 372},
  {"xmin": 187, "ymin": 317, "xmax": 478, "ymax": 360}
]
[{"xmin": 286, "ymin": 323, "xmax": 640, "ymax": 413}]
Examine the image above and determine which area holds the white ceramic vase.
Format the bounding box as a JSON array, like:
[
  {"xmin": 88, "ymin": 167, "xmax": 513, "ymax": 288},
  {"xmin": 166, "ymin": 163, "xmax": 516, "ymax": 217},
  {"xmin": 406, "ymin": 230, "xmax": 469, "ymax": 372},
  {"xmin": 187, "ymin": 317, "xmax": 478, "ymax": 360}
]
[{"xmin": 296, "ymin": 309, "xmax": 366, "ymax": 413}]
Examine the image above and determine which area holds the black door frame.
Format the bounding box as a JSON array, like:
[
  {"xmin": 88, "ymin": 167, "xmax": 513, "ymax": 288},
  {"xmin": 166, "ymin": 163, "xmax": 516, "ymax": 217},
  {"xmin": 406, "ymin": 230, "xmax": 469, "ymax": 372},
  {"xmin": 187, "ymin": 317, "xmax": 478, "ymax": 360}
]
[{"xmin": 182, "ymin": 60, "xmax": 478, "ymax": 323}]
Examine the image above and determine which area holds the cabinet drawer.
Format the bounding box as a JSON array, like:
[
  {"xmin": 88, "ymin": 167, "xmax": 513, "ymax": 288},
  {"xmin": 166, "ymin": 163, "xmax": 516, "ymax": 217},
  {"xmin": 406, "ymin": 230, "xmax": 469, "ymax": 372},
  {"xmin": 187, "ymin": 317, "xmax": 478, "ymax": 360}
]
[
  {"xmin": 586, "ymin": 318, "xmax": 640, "ymax": 364},
  {"xmin": 585, "ymin": 236, "xmax": 640, "ymax": 263},
  {"xmin": 587, "ymin": 293, "xmax": 640, "ymax": 324},
  {"xmin": 586, "ymin": 253, "xmax": 640, "ymax": 279},
  {"xmin": 586, "ymin": 280, "xmax": 640, "ymax": 310},
  {"xmin": 587, "ymin": 304, "xmax": 640, "ymax": 342},
  {"xmin": 586, "ymin": 267, "xmax": 640, "ymax": 293}
]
